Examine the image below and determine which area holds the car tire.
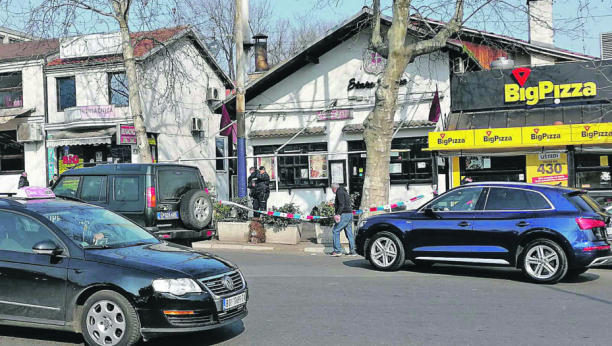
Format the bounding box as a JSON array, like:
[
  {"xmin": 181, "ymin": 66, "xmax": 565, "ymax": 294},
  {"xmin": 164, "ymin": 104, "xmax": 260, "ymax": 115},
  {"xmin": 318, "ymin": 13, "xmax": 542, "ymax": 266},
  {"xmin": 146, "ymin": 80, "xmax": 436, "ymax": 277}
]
[
  {"xmin": 521, "ymin": 239, "xmax": 568, "ymax": 284},
  {"xmin": 81, "ymin": 290, "xmax": 140, "ymax": 346},
  {"xmin": 180, "ymin": 190, "xmax": 213, "ymax": 230},
  {"xmin": 565, "ymin": 268, "xmax": 588, "ymax": 278},
  {"xmin": 367, "ymin": 231, "xmax": 405, "ymax": 271}
]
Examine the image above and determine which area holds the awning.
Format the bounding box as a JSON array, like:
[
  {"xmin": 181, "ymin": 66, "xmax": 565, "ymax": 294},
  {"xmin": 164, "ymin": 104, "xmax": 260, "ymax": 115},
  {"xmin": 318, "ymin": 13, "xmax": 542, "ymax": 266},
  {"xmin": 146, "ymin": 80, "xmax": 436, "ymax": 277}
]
[
  {"xmin": 342, "ymin": 120, "xmax": 436, "ymax": 133},
  {"xmin": 0, "ymin": 108, "xmax": 35, "ymax": 124},
  {"xmin": 46, "ymin": 127, "xmax": 117, "ymax": 147},
  {"xmin": 249, "ymin": 126, "xmax": 326, "ymax": 138}
]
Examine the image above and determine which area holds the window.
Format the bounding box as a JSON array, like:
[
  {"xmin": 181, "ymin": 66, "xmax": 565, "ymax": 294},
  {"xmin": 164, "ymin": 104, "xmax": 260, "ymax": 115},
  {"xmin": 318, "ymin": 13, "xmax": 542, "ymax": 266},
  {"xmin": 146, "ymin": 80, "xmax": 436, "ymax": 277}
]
[
  {"xmin": 460, "ymin": 156, "xmax": 526, "ymax": 184},
  {"xmin": 216, "ymin": 137, "xmax": 227, "ymax": 171},
  {"xmin": 8, "ymin": 38, "xmax": 21, "ymax": 44},
  {"xmin": 526, "ymin": 191, "xmax": 552, "ymax": 210},
  {"xmin": 253, "ymin": 143, "xmax": 328, "ymax": 189},
  {"xmin": 425, "ymin": 187, "xmax": 484, "ymax": 212},
  {"xmin": 53, "ymin": 176, "xmax": 81, "ymax": 197},
  {"xmin": 80, "ymin": 176, "xmax": 107, "ymax": 202},
  {"xmin": 114, "ymin": 176, "xmax": 139, "ymax": 202},
  {"xmin": 57, "ymin": 76, "xmax": 76, "ymax": 111},
  {"xmin": 0, "ymin": 211, "xmax": 56, "ymax": 254},
  {"xmin": 108, "ymin": 72, "xmax": 129, "ymax": 107},
  {"xmin": 0, "ymin": 130, "xmax": 24, "ymax": 172},
  {"xmin": 0, "ymin": 72, "xmax": 22, "ymax": 109},
  {"xmin": 575, "ymin": 154, "xmax": 611, "ymax": 189},
  {"xmin": 158, "ymin": 170, "xmax": 201, "ymax": 201},
  {"xmin": 485, "ymin": 188, "xmax": 532, "ymax": 210}
]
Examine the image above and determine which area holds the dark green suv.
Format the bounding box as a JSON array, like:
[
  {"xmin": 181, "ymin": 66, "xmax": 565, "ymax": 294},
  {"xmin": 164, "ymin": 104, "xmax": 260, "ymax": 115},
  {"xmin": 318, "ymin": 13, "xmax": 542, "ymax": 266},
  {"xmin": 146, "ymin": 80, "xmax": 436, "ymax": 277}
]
[{"xmin": 53, "ymin": 164, "xmax": 214, "ymax": 246}]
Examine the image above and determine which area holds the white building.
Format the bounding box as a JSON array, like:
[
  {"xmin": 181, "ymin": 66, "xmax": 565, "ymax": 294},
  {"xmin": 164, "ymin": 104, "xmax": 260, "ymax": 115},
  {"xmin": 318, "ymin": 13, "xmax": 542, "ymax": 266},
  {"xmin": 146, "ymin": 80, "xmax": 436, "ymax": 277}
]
[
  {"xmin": 43, "ymin": 27, "xmax": 233, "ymax": 198},
  {"xmin": 217, "ymin": 6, "xmax": 595, "ymax": 214}
]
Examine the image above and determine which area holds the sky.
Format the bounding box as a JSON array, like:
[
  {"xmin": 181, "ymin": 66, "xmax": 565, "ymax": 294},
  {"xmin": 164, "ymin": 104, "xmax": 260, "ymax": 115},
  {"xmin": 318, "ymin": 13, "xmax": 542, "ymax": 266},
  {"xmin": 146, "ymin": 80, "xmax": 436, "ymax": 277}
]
[{"xmin": 268, "ymin": 0, "xmax": 612, "ymax": 58}]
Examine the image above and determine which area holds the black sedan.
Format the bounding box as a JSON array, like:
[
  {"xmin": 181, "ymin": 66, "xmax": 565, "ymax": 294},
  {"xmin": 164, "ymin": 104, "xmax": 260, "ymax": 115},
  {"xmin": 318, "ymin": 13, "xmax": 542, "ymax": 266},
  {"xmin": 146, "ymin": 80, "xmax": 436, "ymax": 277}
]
[{"xmin": 0, "ymin": 195, "xmax": 247, "ymax": 346}]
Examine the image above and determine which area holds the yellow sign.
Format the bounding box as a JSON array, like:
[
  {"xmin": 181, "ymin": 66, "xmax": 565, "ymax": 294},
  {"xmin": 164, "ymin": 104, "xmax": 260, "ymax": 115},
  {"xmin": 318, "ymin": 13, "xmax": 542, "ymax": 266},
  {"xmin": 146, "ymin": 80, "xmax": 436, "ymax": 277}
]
[
  {"xmin": 474, "ymin": 128, "xmax": 522, "ymax": 147},
  {"xmin": 526, "ymin": 153, "xmax": 568, "ymax": 186},
  {"xmin": 601, "ymin": 156, "xmax": 609, "ymax": 166},
  {"xmin": 521, "ymin": 125, "xmax": 571, "ymax": 146},
  {"xmin": 571, "ymin": 123, "xmax": 612, "ymax": 144},
  {"xmin": 427, "ymin": 130, "xmax": 473, "ymax": 150},
  {"xmin": 505, "ymin": 81, "xmax": 597, "ymax": 106}
]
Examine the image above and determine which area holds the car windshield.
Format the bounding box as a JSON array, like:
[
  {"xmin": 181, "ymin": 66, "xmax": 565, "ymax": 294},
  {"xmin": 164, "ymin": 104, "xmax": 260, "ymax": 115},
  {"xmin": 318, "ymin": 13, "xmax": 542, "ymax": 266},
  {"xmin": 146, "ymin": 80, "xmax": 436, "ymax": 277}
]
[{"xmin": 36, "ymin": 205, "xmax": 159, "ymax": 249}]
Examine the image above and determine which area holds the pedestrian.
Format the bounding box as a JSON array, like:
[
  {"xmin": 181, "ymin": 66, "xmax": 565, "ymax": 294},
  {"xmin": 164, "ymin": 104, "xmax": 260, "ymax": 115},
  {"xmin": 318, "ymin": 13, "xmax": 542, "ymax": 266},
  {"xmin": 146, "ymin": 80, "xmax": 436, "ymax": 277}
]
[
  {"xmin": 18, "ymin": 172, "xmax": 29, "ymax": 188},
  {"xmin": 329, "ymin": 182, "xmax": 356, "ymax": 257},
  {"xmin": 49, "ymin": 174, "xmax": 59, "ymax": 187},
  {"xmin": 461, "ymin": 176, "xmax": 473, "ymax": 185},
  {"xmin": 247, "ymin": 167, "xmax": 259, "ymax": 211},
  {"xmin": 255, "ymin": 166, "xmax": 270, "ymax": 211}
]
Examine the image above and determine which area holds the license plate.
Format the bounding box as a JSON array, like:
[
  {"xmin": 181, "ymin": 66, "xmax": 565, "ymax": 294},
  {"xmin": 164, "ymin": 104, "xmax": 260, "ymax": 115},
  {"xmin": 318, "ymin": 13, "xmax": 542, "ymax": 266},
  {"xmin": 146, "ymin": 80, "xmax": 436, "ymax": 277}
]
[
  {"xmin": 157, "ymin": 211, "xmax": 179, "ymax": 220},
  {"xmin": 223, "ymin": 292, "xmax": 246, "ymax": 311}
]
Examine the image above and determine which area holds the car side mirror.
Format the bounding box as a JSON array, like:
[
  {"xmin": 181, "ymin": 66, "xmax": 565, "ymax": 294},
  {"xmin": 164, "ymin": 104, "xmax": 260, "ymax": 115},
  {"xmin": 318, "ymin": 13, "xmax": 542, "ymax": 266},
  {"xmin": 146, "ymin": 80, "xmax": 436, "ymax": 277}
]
[
  {"xmin": 32, "ymin": 240, "xmax": 64, "ymax": 256},
  {"xmin": 424, "ymin": 208, "xmax": 435, "ymax": 217}
]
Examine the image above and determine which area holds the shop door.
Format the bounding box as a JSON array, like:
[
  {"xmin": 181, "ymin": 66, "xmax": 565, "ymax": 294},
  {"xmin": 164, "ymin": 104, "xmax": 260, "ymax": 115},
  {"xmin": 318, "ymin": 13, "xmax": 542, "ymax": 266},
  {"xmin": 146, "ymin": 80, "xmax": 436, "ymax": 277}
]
[{"xmin": 348, "ymin": 154, "xmax": 366, "ymax": 206}]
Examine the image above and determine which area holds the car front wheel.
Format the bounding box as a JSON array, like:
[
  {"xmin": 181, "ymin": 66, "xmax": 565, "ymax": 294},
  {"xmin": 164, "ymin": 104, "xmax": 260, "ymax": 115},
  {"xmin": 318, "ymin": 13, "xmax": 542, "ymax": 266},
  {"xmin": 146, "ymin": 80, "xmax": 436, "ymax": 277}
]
[
  {"xmin": 81, "ymin": 290, "xmax": 141, "ymax": 346},
  {"xmin": 368, "ymin": 231, "xmax": 405, "ymax": 271},
  {"xmin": 521, "ymin": 239, "xmax": 568, "ymax": 284}
]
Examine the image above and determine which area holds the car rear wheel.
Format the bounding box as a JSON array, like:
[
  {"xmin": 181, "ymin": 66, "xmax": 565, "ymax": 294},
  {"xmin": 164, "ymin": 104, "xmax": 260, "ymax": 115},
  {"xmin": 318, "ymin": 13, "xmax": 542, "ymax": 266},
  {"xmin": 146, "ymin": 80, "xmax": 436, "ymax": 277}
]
[
  {"xmin": 81, "ymin": 290, "xmax": 140, "ymax": 346},
  {"xmin": 368, "ymin": 231, "xmax": 405, "ymax": 271},
  {"xmin": 180, "ymin": 190, "xmax": 213, "ymax": 230},
  {"xmin": 521, "ymin": 239, "xmax": 568, "ymax": 284}
]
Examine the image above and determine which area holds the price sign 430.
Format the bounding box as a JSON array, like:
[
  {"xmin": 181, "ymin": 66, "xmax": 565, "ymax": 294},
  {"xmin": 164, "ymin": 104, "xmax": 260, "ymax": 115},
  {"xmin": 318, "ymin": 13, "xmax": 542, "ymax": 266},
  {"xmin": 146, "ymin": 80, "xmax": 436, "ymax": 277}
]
[{"xmin": 537, "ymin": 163, "xmax": 563, "ymax": 174}]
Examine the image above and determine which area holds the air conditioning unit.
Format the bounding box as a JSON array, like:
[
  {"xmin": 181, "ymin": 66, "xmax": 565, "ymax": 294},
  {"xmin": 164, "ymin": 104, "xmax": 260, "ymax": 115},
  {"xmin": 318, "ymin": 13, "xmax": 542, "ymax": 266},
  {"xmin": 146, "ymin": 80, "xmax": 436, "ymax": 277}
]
[
  {"xmin": 17, "ymin": 123, "xmax": 43, "ymax": 142},
  {"xmin": 206, "ymin": 87, "xmax": 223, "ymax": 101},
  {"xmin": 191, "ymin": 117, "xmax": 204, "ymax": 132},
  {"xmin": 602, "ymin": 32, "xmax": 612, "ymax": 60},
  {"xmin": 453, "ymin": 57, "xmax": 466, "ymax": 74}
]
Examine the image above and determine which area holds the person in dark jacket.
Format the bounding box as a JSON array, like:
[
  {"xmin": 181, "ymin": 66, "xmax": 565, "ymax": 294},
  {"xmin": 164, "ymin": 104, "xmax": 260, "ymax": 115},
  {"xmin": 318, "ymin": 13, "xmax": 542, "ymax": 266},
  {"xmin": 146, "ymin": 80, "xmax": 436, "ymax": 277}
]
[
  {"xmin": 254, "ymin": 166, "xmax": 270, "ymax": 211},
  {"xmin": 247, "ymin": 167, "xmax": 259, "ymax": 211},
  {"xmin": 18, "ymin": 172, "xmax": 29, "ymax": 188},
  {"xmin": 49, "ymin": 174, "xmax": 59, "ymax": 187},
  {"xmin": 329, "ymin": 182, "xmax": 356, "ymax": 257}
]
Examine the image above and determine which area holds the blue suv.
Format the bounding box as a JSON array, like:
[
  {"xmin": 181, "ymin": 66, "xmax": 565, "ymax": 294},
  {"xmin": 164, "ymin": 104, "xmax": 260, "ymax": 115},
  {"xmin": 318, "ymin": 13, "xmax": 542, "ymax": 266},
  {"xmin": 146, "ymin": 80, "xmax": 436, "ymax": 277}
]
[{"xmin": 355, "ymin": 182, "xmax": 612, "ymax": 284}]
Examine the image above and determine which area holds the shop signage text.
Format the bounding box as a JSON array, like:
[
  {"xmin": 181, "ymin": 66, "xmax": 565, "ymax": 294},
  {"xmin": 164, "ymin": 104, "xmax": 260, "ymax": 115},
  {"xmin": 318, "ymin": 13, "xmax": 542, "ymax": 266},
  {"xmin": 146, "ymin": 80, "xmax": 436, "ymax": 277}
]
[
  {"xmin": 522, "ymin": 125, "xmax": 571, "ymax": 145},
  {"xmin": 505, "ymin": 80, "xmax": 597, "ymax": 106},
  {"xmin": 317, "ymin": 109, "xmax": 353, "ymax": 121},
  {"xmin": 526, "ymin": 153, "xmax": 568, "ymax": 186},
  {"xmin": 474, "ymin": 128, "xmax": 521, "ymax": 147},
  {"xmin": 347, "ymin": 78, "xmax": 408, "ymax": 91},
  {"xmin": 65, "ymin": 105, "xmax": 115, "ymax": 122},
  {"xmin": 118, "ymin": 125, "xmax": 136, "ymax": 145}
]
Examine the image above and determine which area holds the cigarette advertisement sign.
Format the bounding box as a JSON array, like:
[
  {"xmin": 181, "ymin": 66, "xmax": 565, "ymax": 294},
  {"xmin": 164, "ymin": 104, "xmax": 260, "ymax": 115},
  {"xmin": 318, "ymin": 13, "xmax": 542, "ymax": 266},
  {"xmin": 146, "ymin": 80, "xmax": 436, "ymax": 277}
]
[
  {"xmin": 309, "ymin": 155, "xmax": 328, "ymax": 179},
  {"xmin": 526, "ymin": 153, "xmax": 568, "ymax": 186}
]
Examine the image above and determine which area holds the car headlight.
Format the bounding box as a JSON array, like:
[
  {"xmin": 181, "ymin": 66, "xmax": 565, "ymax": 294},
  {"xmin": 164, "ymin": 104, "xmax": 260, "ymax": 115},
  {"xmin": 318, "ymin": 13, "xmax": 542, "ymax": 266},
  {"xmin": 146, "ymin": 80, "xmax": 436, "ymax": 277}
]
[{"xmin": 152, "ymin": 278, "xmax": 203, "ymax": 296}]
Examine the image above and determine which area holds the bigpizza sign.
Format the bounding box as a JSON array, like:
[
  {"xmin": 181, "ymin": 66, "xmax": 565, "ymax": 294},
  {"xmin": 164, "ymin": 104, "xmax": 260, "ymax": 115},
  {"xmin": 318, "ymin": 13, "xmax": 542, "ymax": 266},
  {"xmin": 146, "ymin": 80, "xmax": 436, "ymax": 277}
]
[{"xmin": 504, "ymin": 67, "xmax": 597, "ymax": 106}]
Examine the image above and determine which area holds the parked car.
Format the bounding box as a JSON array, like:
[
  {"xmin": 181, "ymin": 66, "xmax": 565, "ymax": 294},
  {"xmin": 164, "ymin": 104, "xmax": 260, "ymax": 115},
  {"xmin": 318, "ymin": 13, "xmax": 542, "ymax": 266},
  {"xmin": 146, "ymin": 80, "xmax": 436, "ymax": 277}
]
[
  {"xmin": 0, "ymin": 187, "xmax": 248, "ymax": 346},
  {"xmin": 355, "ymin": 182, "xmax": 612, "ymax": 284},
  {"xmin": 53, "ymin": 164, "xmax": 214, "ymax": 246}
]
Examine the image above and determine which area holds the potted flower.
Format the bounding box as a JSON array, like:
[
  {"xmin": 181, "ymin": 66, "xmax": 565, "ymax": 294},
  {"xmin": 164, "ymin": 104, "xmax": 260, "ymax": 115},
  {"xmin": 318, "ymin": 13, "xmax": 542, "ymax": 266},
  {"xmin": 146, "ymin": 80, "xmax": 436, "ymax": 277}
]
[
  {"xmin": 262, "ymin": 203, "xmax": 301, "ymax": 245},
  {"xmin": 215, "ymin": 197, "xmax": 251, "ymax": 243},
  {"xmin": 310, "ymin": 201, "xmax": 349, "ymax": 245}
]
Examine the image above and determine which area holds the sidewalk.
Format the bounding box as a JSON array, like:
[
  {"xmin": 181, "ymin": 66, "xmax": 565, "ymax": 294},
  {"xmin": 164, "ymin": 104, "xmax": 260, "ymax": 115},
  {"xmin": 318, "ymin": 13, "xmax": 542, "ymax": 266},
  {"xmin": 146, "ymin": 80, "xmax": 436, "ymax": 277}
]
[{"xmin": 192, "ymin": 239, "xmax": 349, "ymax": 254}]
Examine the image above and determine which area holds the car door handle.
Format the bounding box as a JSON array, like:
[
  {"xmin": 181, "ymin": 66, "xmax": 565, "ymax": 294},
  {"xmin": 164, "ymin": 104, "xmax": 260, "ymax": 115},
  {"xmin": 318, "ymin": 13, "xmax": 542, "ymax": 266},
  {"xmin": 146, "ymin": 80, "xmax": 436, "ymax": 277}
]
[
  {"xmin": 458, "ymin": 221, "xmax": 471, "ymax": 227},
  {"xmin": 516, "ymin": 221, "xmax": 530, "ymax": 227}
]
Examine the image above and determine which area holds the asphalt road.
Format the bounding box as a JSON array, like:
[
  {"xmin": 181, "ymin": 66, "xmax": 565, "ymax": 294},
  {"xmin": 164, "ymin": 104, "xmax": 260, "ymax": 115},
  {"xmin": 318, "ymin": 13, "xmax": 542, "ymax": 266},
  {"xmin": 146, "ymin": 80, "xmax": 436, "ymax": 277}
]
[{"xmin": 1, "ymin": 249, "xmax": 612, "ymax": 346}]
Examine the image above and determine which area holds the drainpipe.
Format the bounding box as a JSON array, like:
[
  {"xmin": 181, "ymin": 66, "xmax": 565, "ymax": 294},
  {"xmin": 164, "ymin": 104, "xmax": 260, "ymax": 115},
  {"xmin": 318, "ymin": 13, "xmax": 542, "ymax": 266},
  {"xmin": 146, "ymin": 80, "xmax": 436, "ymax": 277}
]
[{"xmin": 43, "ymin": 55, "xmax": 50, "ymax": 182}]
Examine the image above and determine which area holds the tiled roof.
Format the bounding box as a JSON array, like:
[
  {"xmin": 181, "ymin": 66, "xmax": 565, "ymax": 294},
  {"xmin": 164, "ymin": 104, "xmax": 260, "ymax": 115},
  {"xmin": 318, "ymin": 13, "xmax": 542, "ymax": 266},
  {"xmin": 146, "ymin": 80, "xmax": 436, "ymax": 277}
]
[
  {"xmin": 342, "ymin": 121, "xmax": 436, "ymax": 133},
  {"xmin": 47, "ymin": 26, "xmax": 188, "ymax": 66},
  {"xmin": 0, "ymin": 39, "xmax": 59, "ymax": 61},
  {"xmin": 249, "ymin": 126, "xmax": 326, "ymax": 138}
]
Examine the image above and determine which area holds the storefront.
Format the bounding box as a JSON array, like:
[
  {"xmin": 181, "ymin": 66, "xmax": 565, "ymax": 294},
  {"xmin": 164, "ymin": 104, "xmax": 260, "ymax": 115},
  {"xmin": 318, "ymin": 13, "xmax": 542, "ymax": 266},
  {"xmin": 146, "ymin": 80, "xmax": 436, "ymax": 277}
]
[{"xmin": 429, "ymin": 59, "xmax": 612, "ymax": 205}]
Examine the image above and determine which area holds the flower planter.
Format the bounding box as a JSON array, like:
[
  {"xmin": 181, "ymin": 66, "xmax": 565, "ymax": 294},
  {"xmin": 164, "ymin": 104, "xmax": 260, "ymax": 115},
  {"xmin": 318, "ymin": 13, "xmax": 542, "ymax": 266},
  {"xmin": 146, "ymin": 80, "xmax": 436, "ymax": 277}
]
[
  {"xmin": 315, "ymin": 224, "xmax": 349, "ymax": 245},
  {"xmin": 265, "ymin": 225, "xmax": 301, "ymax": 245},
  {"xmin": 217, "ymin": 222, "xmax": 250, "ymax": 243}
]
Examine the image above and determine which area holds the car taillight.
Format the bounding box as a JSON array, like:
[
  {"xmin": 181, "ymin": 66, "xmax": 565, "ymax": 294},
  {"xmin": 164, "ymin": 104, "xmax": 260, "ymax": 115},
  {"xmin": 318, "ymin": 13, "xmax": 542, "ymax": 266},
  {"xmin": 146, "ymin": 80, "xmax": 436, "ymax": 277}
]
[
  {"xmin": 147, "ymin": 187, "xmax": 156, "ymax": 208},
  {"xmin": 583, "ymin": 245, "xmax": 611, "ymax": 252},
  {"xmin": 575, "ymin": 218, "xmax": 606, "ymax": 230}
]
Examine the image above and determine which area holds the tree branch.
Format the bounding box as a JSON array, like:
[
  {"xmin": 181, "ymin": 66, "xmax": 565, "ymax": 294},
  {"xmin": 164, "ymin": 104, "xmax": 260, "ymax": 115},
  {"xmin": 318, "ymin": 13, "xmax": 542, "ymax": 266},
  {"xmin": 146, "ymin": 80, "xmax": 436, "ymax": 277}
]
[
  {"xmin": 369, "ymin": 0, "xmax": 388, "ymax": 58},
  {"xmin": 407, "ymin": 0, "xmax": 465, "ymax": 58},
  {"xmin": 68, "ymin": 0, "xmax": 114, "ymax": 18}
]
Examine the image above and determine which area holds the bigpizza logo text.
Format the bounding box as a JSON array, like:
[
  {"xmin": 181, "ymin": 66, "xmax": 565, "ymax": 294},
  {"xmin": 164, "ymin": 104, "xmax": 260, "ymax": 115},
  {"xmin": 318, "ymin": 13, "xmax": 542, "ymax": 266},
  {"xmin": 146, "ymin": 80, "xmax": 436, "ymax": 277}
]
[
  {"xmin": 581, "ymin": 126, "xmax": 612, "ymax": 139},
  {"xmin": 437, "ymin": 133, "xmax": 465, "ymax": 145}
]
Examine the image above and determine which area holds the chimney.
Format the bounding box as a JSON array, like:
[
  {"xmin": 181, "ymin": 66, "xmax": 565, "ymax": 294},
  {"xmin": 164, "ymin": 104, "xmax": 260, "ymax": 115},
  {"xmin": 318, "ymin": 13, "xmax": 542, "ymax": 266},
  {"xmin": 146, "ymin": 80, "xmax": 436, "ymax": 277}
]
[
  {"xmin": 528, "ymin": 0, "xmax": 554, "ymax": 48},
  {"xmin": 253, "ymin": 33, "xmax": 269, "ymax": 72}
]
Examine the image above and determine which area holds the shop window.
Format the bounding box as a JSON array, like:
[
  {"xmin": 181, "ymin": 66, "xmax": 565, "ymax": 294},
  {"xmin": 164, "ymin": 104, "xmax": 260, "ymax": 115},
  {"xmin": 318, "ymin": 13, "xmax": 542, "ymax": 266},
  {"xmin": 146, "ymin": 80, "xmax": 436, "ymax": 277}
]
[
  {"xmin": 57, "ymin": 76, "xmax": 76, "ymax": 111},
  {"xmin": 0, "ymin": 131, "xmax": 24, "ymax": 173},
  {"xmin": 108, "ymin": 72, "xmax": 129, "ymax": 107},
  {"xmin": 215, "ymin": 137, "xmax": 227, "ymax": 171},
  {"xmin": 114, "ymin": 176, "xmax": 139, "ymax": 202},
  {"xmin": 253, "ymin": 143, "xmax": 328, "ymax": 189},
  {"xmin": 0, "ymin": 72, "xmax": 22, "ymax": 109},
  {"xmin": 575, "ymin": 154, "xmax": 611, "ymax": 189},
  {"xmin": 80, "ymin": 176, "xmax": 107, "ymax": 202},
  {"xmin": 460, "ymin": 156, "xmax": 526, "ymax": 183}
]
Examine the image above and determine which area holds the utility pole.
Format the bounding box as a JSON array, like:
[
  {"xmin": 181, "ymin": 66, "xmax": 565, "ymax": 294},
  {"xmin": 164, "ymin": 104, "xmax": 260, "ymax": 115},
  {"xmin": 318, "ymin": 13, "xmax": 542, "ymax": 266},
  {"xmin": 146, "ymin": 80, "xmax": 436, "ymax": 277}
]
[{"xmin": 235, "ymin": 0, "xmax": 251, "ymax": 197}]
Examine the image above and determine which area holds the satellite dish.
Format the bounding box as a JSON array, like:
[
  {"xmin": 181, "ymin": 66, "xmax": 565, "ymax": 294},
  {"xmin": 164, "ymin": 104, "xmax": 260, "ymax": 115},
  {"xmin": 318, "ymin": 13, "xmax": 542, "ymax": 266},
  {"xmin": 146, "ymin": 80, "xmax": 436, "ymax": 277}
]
[{"xmin": 206, "ymin": 41, "xmax": 221, "ymax": 56}]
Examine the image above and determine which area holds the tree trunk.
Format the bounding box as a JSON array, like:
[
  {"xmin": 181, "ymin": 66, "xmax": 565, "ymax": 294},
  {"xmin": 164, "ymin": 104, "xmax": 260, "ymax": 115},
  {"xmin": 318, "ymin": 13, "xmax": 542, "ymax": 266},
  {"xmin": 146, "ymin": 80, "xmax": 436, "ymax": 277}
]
[{"xmin": 112, "ymin": 1, "xmax": 152, "ymax": 163}]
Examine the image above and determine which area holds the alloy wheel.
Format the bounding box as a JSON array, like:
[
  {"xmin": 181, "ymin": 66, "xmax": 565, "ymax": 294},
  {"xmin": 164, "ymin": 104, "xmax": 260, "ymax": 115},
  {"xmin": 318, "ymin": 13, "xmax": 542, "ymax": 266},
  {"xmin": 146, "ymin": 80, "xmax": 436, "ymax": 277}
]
[
  {"xmin": 370, "ymin": 237, "xmax": 397, "ymax": 268},
  {"xmin": 524, "ymin": 245, "xmax": 559, "ymax": 280},
  {"xmin": 194, "ymin": 197, "xmax": 210, "ymax": 221},
  {"xmin": 86, "ymin": 300, "xmax": 126, "ymax": 346}
]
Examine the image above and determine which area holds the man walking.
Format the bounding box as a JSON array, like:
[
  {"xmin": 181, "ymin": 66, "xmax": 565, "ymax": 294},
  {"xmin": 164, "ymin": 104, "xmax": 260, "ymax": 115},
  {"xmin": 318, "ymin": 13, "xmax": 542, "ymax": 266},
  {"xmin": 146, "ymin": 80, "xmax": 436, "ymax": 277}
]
[
  {"xmin": 247, "ymin": 167, "xmax": 259, "ymax": 211},
  {"xmin": 329, "ymin": 182, "xmax": 356, "ymax": 257},
  {"xmin": 18, "ymin": 172, "xmax": 29, "ymax": 188},
  {"xmin": 255, "ymin": 166, "xmax": 270, "ymax": 211}
]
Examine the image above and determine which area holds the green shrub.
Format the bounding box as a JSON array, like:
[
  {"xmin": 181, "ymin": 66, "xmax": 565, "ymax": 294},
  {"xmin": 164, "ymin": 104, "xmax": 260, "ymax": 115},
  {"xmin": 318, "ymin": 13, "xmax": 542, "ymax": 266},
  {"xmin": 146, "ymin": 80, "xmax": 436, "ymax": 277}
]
[
  {"xmin": 262, "ymin": 203, "xmax": 301, "ymax": 229},
  {"xmin": 213, "ymin": 197, "xmax": 250, "ymax": 223},
  {"xmin": 310, "ymin": 201, "xmax": 335, "ymax": 226}
]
